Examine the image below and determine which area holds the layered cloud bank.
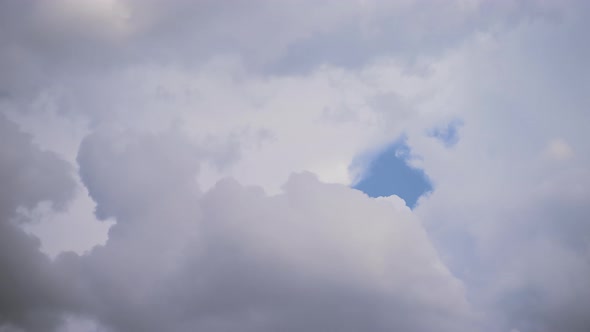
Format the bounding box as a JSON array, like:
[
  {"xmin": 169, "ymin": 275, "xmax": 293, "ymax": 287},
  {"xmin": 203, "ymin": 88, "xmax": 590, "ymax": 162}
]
[{"xmin": 1, "ymin": 1, "xmax": 589, "ymax": 332}]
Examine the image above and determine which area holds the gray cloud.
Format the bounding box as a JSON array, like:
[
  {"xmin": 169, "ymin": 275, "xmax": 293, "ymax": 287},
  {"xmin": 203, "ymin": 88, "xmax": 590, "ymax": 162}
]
[
  {"xmin": 0, "ymin": 115, "xmax": 75, "ymax": 217},
  {"xmin": 0, "ymin": 115, "xmax": 75, "ymax": 331},
  {"xmin": 0, "ymin": 0, "xmax": 560, "ymax": 106}
]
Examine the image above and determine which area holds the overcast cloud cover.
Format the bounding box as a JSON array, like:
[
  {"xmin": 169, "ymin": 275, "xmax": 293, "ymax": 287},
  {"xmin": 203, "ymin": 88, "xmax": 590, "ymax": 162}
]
[{"xmin": 1, "ymin": 1, "xmax": 589, "ymax": 331}]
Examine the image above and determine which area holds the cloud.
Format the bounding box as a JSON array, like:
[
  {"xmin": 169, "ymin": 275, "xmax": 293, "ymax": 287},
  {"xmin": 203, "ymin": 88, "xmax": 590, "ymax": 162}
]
[
  {"xmin": 0, "ymin": 115, "xmax": 76, "ymax": 331},
  {"xmin": 0, "ymin": 0, "xmax": 559, "ymax": 104},
  {"xmin": 407, "ymin": 6, "xmax": 590, "ymax": 330},
  {"xmin": 0, "ymin": 114, "xmax": 75, "ymax": 216},
  {"xmin": 56, "ymin": 130, "xmax": 474, "ymax": 332},
  {"xmin": 1, "ymin": 1, "xmax": 590, "ymax": 332}
]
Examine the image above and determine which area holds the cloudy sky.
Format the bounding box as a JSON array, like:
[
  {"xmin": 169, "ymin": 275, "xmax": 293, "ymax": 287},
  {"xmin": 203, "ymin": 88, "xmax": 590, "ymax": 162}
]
[{"xmin": 1, "ymin": 1, "xmax": 590, "ymax": 331}]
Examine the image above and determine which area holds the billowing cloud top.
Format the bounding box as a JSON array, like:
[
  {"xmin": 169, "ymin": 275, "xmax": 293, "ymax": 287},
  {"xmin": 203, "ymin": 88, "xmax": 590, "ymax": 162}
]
[{"xmin": 1, "ymin": 1, "xmax": 589, "ymax": 332}]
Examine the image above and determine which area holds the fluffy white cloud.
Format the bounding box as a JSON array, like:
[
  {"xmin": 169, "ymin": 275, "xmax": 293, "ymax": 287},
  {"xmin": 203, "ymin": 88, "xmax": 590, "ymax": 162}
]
[{"xmin": 56, "ymin": 130, "xmax": 475, "ymax": 332}]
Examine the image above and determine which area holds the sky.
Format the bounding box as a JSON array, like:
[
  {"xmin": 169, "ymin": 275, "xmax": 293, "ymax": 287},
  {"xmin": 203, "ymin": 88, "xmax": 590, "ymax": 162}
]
[
  {"xmin": 353, "ymin": 138, "xmax": 432, "ymax": 208},
  {"xmin": 1, "ymin": 1, "xmax": 589, "ymax": 332}
]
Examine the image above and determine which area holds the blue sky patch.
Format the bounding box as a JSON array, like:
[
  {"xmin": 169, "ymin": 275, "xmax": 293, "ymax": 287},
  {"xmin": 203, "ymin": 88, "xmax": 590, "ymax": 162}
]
[{"xmin": 352, "ymin": 139, "xmax": 432, "ymax": 209}]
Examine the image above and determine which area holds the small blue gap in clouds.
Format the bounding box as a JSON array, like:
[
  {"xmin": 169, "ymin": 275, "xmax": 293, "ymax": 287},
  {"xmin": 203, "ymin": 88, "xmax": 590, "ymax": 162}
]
[
  {"xmin": 429, "ymin": 119, "xmax": 463, "ymax": 148},
  {"xmin": 352, "ymin": 138, "xmax": 432, "ymax": 209}
]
